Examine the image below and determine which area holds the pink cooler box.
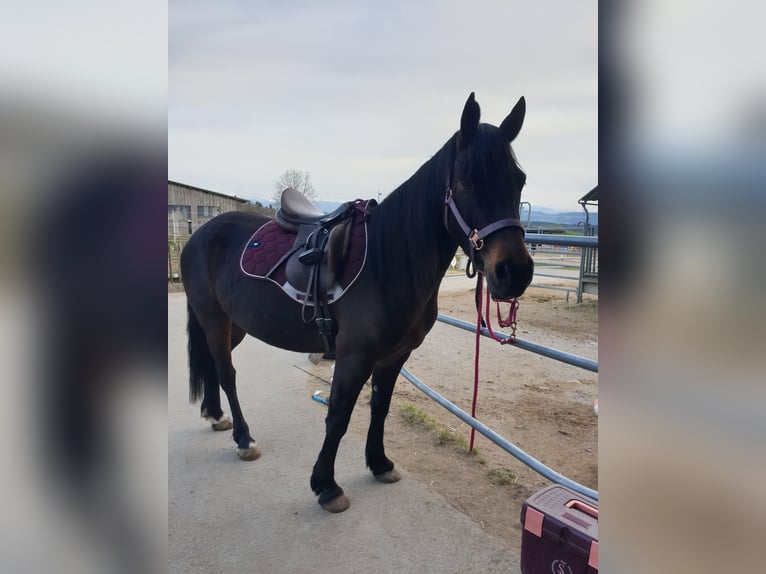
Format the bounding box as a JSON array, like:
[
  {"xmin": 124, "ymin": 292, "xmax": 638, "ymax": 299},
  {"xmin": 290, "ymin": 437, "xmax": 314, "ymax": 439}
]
[{"xmin": 520, "ymin": 485, "xmax": 598, "ymax": 574}]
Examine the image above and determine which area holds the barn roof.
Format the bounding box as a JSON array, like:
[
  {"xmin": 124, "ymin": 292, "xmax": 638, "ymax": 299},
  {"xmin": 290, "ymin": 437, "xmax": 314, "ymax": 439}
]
[
  {"xmin": 168, "ymin": 180, "xmax": 250, "ymax": 203},
  {"xmin": 578, "ymin": 185, "xmax": 598, "ymax": 205}
]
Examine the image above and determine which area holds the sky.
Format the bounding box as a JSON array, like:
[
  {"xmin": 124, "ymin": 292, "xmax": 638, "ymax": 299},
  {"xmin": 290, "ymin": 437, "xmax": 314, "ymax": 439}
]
[{"xmin": 169, "ymin": 1, "xmax": 597, "ymax": 211}]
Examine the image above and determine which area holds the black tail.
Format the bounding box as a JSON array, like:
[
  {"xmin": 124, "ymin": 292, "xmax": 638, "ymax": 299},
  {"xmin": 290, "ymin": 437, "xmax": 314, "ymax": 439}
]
[{"xmin": 187, "ymin": 303, "xmax": 217, "ymax": 403}]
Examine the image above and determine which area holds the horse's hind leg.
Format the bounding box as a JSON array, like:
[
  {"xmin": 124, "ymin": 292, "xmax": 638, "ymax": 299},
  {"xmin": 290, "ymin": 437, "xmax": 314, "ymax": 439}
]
[
  {"xmin": 204, "ymin": 317, "xmax": 260, "ymax": 461},
  {"xmin": 310, "ymin": 354, "xmax": 373, "ymax": 512},
  {"xmin": 201, "ymin": 324, "xmax": 246, "ymax": 432},
  {"xmin": 365, "ymin": 353, "xmax": 409, "ymax": 483},
  {"xmin": 200, "ymin": 360, "xmax": 230, "ymax": 431},
  {"xmin": 187, "ymin": 300, "xmax": 230, "ymax": 431}
]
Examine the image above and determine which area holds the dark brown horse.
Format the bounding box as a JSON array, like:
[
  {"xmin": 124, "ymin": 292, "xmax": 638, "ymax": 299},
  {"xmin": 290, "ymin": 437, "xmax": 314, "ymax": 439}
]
[{"xmin": 181, "ymin": 93, "xmax": 534, "ymax": 512}]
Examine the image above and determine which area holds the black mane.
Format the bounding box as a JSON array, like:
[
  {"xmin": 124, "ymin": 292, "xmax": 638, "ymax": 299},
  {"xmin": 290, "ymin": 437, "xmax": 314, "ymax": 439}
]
[
  {"xmin": 463, "ymin": 124, "xmax": 526, "ymax": 220},
  {"xmin": 367, "ymin": 123, "xmax": 524, "ymax": 306},
  {"xmin": 367, "ymin": 135, "xmax": 457, "ymax": 306}
]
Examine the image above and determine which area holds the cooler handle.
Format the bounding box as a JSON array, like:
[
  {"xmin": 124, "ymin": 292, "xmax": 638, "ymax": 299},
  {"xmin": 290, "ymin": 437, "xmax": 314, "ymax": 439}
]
[{"xmin": 565, "ymin": 499, "xmax": 598, "ymax": 519}]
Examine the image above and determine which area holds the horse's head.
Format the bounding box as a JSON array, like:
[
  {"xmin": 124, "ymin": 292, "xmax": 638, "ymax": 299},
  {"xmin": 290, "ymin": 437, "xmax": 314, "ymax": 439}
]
[{"xmin": 446, "ymin": 93, "xmax": 534, "ymax": 300}]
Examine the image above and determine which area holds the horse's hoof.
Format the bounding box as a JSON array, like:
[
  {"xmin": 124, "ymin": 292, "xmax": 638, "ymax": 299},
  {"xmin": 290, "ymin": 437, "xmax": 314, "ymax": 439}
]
[
  {"xmin": 374, "ymin": 469, "xmax": 401, "ymax": 483},
  {"xmin": 320, "ymin": 493, "xmax": 350, "ymax": 513},
  {"xmin": 209, "ymin": 415, "xmax": 233, "ymax": 431},
  {"xmin": 237, "ymin": 443, "xmax": 261, "ymax": 461},
  {"xmin": 308, "ymin": 353, "xmax": 323, "ymax": 365}
]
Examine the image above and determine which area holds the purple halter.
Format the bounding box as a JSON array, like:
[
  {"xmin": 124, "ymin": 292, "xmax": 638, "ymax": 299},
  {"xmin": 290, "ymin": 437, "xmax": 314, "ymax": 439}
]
[{"xmin": 444, "ymin": 187, "xmax": 525, "ymax": 262}]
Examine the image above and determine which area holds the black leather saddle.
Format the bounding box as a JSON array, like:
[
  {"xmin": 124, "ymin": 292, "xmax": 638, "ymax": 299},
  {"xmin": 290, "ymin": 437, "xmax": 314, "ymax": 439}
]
[
  {"xmin": 273, "ymin": 188, "xmax": 356, "ymax": 350},
  {"xmin": 276, "ymin": 187, "xmax": 354, "ymax": 233}
]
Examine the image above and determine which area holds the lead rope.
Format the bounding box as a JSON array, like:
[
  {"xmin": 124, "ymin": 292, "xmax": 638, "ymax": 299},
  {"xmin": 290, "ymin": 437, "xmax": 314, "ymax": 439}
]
[{"xmin": 469, "ymin": 273, "xmax": 519, "ymax": 452}]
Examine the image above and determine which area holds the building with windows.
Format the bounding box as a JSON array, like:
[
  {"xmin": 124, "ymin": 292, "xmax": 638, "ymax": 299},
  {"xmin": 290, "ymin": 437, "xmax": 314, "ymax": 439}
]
[
  {"xmin": 168, "ymin": 180, "xmax": 251, "ymax": 281},
  {"xmin": 168, "ymin": 180, "xmax": 250, "ymax": 239}
]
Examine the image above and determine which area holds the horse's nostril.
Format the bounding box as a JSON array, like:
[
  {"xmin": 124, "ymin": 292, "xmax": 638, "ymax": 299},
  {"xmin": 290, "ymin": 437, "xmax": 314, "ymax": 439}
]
[
  {"xmin": 494, "ymin": 259, "xmax": 534, "ymax": 295},
  {"xmin": 495, "ymin": 263, "xmax": 511, "ymax": 284}
]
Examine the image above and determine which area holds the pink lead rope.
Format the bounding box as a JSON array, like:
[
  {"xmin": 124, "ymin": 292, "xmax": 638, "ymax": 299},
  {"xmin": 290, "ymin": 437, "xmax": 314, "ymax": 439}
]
[{"xmin": 470, "ymin": 273, "xmax": 519, "ymax": 452}]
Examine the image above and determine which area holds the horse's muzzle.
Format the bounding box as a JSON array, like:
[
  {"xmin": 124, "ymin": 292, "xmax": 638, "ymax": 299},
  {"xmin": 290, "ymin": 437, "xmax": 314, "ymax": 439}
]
[{"xmin": 486, "ymin": 256, "xmax": 534, "ymax": 300}]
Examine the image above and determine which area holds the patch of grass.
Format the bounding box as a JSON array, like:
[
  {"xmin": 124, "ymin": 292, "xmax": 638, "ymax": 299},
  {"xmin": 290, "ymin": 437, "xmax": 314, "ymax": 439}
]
[
  {"xmin": 400, "ymin": 404, "xmax": 483, "ymax": 457},
  {"xmin": 570, "ymin": 300, "xmax": 598, "ymax": 312},
  {"xmin": 438, "ymin": 429, "xmax": 456, "ymax": 445},
  {"xmin": 487, "ymin": 468, "xmax": 517, "ymax": 486},
  {"xmin": 400, "ymin": 404, "xmax": 438, "ymax": 431},
  {"xmin": 400, "ymin": 404, "xmax": 479, "ymax": 454},
  {"xmin": 453, "ymin": 434, "xmax": 479, "ymax": 455}
]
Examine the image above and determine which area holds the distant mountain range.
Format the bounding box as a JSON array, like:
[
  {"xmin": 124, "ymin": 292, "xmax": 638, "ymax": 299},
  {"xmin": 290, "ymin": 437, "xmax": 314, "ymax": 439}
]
[
  {"xmin": 250, "ymin": 198, "xmax": 341, "ymax": 213},
  {"xmin": 526, "ymin": 207, "xmax": 598, "ymax": 227},
  {"xmin": 250, "ymin": 198, "xmax": 597, "ymax": 227}
]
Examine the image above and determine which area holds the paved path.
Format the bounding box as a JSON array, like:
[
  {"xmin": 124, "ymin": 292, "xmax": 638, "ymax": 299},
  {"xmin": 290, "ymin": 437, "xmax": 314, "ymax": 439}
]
[{"xmin": 169, "ymin": 293, "xmax": 521, "ymax": 573}]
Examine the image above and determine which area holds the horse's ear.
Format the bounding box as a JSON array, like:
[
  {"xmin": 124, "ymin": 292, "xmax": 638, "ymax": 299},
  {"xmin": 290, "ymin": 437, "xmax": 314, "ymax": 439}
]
[
  {"xmin": 460, "ymin": 92, "xmax": 481, "ymax": 146},
  {"xmin": 500, "ymin": 96, "xmax": 526, "ymax": 142}
]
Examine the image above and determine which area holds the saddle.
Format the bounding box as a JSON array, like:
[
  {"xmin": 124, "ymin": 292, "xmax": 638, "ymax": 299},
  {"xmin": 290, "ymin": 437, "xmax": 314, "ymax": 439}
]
[
  {"xmin": 240, "ymin": 191, "xmax": 375, "ymax": 351},
  {"xmin": 275, "ymin": 188, "xmax": 356, "ymax": 295},
  {"xmin": 274, "ymin": 188, "xmax": 356, "ymax": 350},
  {"xmin": 276, "ymin": 187, "xmax": 353, "ymax": 232}
]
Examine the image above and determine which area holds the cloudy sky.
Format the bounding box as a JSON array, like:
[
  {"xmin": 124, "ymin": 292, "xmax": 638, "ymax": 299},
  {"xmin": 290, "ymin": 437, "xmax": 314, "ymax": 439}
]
[{"xmin": 169, "ymin": 1, "xmax": 597, "ymax": 210}]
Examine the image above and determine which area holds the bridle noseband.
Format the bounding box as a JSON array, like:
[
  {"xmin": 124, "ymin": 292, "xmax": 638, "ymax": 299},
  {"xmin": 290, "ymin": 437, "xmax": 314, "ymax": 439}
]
[{"xmin": 443, "ymin": 187, "xmax": 525, "ymax": 273}]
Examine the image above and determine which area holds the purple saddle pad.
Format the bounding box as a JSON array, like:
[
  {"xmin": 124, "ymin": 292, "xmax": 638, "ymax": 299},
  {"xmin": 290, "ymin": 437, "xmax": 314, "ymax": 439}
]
[{"xmin": 240, "ymin": 199, "xmax": 372, "ymax": 304}]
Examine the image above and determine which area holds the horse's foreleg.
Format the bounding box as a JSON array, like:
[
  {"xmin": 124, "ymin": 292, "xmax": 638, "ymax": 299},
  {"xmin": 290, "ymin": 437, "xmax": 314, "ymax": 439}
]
[
  {"xmin": 365, "ymin": 353, "xmax": 409, "ymax": 483},
  {"xmin": 310, "ymin": 355, "xmax": 372, "ymax": 513}
]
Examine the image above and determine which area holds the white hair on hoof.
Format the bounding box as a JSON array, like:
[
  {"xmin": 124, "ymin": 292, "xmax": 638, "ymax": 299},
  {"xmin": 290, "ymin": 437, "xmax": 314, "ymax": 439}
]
[
  {"xmin": 237, "ymin": 442, "xmax": 261, "ymax": 461},
  {"xmin": 206, "ymin": 414, "xmax": 233, "ymax": 431},
  {"xmin": 374, "ymin": 469, "xmax": 401, "ymax": 483}
]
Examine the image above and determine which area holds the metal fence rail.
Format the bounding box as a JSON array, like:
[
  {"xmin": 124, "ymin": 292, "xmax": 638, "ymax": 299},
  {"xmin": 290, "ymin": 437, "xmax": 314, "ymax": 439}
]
[
  {"xmin": 525, "ymin": 233, "xmax": 598, "ymax": 248},
  {"xmin": 436, "ymin": 314, "xmax": 598, "ymax": 372},
  {"xmin": 400, "ymin": 367, "xmax": 599, "ymax": 501},
  {"xmin": 399, "ymin": 233, "xmax": 599, "ymax": 500},
  {"xmin": 525, "ymin": 233, "xmax": 598, "ymax": 302}
]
